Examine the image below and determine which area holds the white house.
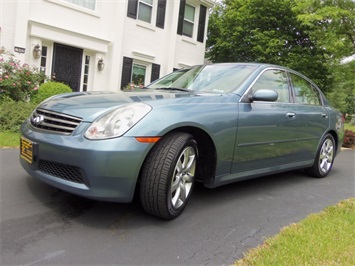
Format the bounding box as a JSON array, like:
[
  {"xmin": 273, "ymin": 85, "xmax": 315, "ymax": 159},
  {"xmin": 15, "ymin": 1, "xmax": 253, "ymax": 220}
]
[{"xmin": 1, "ymin": 0, "xmax": 214, "ymax": 92}]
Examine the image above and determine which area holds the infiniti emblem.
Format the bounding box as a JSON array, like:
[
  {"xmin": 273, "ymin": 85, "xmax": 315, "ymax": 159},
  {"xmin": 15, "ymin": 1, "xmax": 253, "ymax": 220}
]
[{"xmin": 32, "ymin": 114, "xmax": 44, "ymax": 126}]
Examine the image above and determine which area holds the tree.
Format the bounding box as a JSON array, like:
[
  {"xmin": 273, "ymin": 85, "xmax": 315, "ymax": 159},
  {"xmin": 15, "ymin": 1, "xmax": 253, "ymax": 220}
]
[
  {"xmin": 326, "ymin": 61, "xmax": 355, "ymax": 115},
  {"xmin": 294, "ymin": 0, "xmax": 355, "ymax": 61},
  {"xmin": 207, "ymin": 0, "xmax": 331, "ymax": 91},
  {"xmin": 293, "ymin": 0, "xmax": 355, "ymax": 115}
]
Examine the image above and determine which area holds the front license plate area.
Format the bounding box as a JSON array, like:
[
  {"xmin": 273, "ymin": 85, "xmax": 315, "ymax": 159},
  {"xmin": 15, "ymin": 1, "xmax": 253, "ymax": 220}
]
[{"xmin": 20, "ymin": 137, "xmax": 34, "ymax": 164}]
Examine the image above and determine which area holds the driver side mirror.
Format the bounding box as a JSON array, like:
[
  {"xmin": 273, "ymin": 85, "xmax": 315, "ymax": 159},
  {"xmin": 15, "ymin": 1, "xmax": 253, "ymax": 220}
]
[{"xmin": 249, "ymin": 89, "xmax": 278, "ymax": 102}]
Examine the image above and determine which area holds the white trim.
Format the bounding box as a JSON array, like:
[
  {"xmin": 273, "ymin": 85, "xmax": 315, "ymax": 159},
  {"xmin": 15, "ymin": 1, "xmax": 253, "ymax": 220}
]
[
  {"xmin": 132, "ymin": 51, "xmax": 155, "ymax": 62},
  {"xmin": 45, "ymin": 0, "xmax": 100, "ymax": 17},
  {"xmin": 29, "ymin": 21, "xmax": 111, "ymax": 53},
  {"xmin": 136, "ymin": 20, "xmax": 156, "ymax": 32},
  {"xmin": 182, "ymin": 36, "xmax": 197, "ymax": 45},
  {"xmin": 178, "ymin": 63, "xmax": 191, "ymax": 68}
]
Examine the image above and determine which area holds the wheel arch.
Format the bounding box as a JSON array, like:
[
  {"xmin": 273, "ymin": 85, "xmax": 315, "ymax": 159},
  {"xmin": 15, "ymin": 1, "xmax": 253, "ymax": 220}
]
[
  {"xmin": 327, "ymin": 129, "xmax": 339, "ymax": 155},
  {"xmin": 172, "ymin": 126, "xmax": 217, "ymax": 185},
  {"xmin": 136, "ymin": 126, "xmax": 217, "ymax": 190}
]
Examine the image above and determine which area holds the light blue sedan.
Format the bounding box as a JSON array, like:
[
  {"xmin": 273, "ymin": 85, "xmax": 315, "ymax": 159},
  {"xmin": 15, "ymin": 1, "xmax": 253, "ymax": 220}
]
[{"xmin": 20, "ymin": 63, "xmax": 344, "ymax": 219}]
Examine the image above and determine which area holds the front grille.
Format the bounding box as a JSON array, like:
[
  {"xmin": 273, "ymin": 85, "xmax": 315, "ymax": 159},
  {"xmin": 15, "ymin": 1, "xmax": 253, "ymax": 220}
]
[
  {"xmin": 39, "ymin": 160, "xmax": 86, "ymax": 185},
  {"xmin": 30, "ymin": 108, "xmax": 82, "ymax": 135}
]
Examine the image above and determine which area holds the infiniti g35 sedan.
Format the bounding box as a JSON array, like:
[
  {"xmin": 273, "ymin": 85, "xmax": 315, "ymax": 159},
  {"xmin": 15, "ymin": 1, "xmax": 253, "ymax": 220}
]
[{"xmin": 20, "ymin": 63, "xmax": 344, "ymax": 219}]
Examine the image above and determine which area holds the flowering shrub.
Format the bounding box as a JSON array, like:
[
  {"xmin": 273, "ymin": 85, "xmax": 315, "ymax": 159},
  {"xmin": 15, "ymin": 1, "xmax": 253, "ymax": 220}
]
[
  {"xmin": 343, "ymin": 129, "xmax": 355, "ymax": 148},
  {"xmin": 0, "ymin": 51, "xmax": 46, "ymax": 101},
  {"xmin": 122, "ymin": 81, "xmax": 146, "ymax": 91}
]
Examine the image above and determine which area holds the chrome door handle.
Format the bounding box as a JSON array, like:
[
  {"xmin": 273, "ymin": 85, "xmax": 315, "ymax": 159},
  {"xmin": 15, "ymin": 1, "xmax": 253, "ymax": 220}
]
[
  {"xmin": 322, "ymin": 113, "xmax": 328, "ymax": 118},
  {"xmin": 286, "ymin": 112, "xmax": 296, "ymax": 118}
]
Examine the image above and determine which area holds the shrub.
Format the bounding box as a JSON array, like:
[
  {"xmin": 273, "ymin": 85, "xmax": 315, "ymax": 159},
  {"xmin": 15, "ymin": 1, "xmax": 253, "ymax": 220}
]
[
  {"xmin": 0, "ymin": 50, "xmax": 46, "ymax": 102},
  {"xmin": 31, "ymin": 81, "xmax": 72, "ymax": 104},
  {"xmin": 0, "ymin": 97, "xmax": 36, "ymax": 132},
  {"xmin": 343, "ymin": 130, "xmax": 355, "ymax": 148}
]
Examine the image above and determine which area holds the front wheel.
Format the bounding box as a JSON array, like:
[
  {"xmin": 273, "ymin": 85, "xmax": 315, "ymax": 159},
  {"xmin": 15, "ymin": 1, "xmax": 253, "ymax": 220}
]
[
  {"xmin": 139, "ymin": 132, "xmax": 198, "ymax": 219},
  {"xmin": 306, "ymin": 134, "xmax": 335, "ymax": 178}
]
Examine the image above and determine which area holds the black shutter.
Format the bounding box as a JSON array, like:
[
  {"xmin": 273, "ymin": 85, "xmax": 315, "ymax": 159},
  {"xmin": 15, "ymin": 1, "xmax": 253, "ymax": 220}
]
[
  {"xmin": 156, "ymin": 0, "xmax": 166, "ymax": 29},
  {"xmin": 127, "ymin": 0, "xmax": 138, "ymax": 19},
  {"xmin": 121, "ymin": 57, "xmax": 133, "ymax": 89},
  {"xmin": 177, "ymin": 0, "xmax": 186, "ymax": 35},
  {"xmin": 151, "ymin": 64, "xmax": 161, "ymax": 82},
  {"xmin": 197, "ymin": 5, "xmax": 207, "ymax": 43}
]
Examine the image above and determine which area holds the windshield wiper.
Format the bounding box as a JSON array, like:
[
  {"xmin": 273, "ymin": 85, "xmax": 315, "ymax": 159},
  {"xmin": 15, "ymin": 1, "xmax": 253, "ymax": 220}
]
[{"xmin": 154, "ymin": 87, "xmax": 191, "ymax": 92}]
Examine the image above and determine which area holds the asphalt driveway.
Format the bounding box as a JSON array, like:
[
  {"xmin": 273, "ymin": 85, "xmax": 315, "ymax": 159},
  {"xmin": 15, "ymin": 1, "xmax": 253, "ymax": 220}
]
[{"xmin": 1, "ymin": 148, "xmax": 354, "ymax": 265}]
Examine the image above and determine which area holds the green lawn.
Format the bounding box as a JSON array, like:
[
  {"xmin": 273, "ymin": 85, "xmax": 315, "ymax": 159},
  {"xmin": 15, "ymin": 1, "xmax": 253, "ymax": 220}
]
[
  {"xmin": 236, "ymin": 198, "xmax": 355, "ymax": 265},
  {"xmin": 0, "ymin": 131, "xmax": 20, "ymax": 147},
  {"xmin": 345, "ymin": 123, "xmax": 355, "ymax": 131}
]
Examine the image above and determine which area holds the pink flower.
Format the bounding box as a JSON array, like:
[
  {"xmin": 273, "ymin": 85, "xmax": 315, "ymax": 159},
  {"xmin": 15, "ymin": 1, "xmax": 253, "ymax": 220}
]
[
  {"xmin": 27, "ymin": 81, "xmax": 31, "ymax": 84},
  {"xmin": 12, "ymin": 83, "xmax": 16, "ymax": 86},
  {"xmin": 4, "ymin": 75, "xmax": 9, "ymax": 79},
  {"xmin": 0, "ymin": 77, "xmax": 2, "ymax": 81},
  {"xmin": 33, "ymin": 86, "xmax": 38, "ymax": 91}
]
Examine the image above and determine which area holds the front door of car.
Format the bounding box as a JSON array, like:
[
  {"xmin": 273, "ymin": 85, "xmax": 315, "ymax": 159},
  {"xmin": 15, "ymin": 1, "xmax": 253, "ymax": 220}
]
[{"xmin": 232, "ymin": 69, "xmax": 301, "ymax": 173}]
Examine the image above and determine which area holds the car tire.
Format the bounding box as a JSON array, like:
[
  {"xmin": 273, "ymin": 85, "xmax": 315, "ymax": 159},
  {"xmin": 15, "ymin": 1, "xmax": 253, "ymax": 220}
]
[
  {"xmin": 306, "ymin": 133, "xmax": 335, "ymax": 178},
  {"xmin": 139, "ymin": 132, "xmax": 198, "ymax": 220}
]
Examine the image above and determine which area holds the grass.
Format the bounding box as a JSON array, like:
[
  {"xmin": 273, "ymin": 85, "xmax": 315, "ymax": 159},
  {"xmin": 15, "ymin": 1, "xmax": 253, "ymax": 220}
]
[
  {"xmin": 0, "ymin": 131, "xmax": 20, "ymax": 148},
  {"xmin": 344, "ymin": 123, "xmax": 355, "ymax": 131},
  {"xmin": 236, "ymin": 198, "xmax": 355, "ymax": 266}
]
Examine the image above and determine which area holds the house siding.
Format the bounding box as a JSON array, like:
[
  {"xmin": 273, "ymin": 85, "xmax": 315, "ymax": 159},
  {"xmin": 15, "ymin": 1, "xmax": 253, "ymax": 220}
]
[{"xmin": 0, "ymin": 0, "xmax": 214, "ymax": 91}]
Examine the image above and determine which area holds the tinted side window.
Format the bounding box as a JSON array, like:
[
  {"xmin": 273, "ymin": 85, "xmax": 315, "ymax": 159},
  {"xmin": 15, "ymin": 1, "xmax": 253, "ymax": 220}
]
[
  {"xmin": 290, "ymin": 73, "xmax": 321, "ymax": 105},
  {"xmin": 252, "ymin": 70, "xmax": 289, "ymax": 102}
]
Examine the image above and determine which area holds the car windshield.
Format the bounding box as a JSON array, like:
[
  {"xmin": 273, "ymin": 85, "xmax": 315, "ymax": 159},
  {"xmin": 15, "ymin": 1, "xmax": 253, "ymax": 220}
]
[{"xmin": 148, "ymin": 64, "xmax": 257, "ymax": 93}]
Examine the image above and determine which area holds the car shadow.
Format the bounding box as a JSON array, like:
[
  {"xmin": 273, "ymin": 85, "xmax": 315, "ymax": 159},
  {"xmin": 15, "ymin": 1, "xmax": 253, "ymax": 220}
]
[{"xmin": 24, "ymin": 168, "xmax": 333, "ymax": 229}]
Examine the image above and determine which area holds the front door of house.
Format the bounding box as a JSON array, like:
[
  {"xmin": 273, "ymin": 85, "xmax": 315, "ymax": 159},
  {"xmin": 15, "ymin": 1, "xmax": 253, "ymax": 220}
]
[{"xmin": 52, "ymin": 43, "xmax": 83, "ymax": 92}]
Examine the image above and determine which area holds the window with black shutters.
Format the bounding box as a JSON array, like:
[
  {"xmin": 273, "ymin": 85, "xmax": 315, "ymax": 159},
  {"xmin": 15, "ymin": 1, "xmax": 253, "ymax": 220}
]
[
  {"xmin": 177, "ymin": 0, "xmax": 207, "ymax": 42},
  {"xmin": 138, "ymin": 0, "xmax": 153, "ymax": 23},
  {"xmin": 151, "ymin": 64, "xmax": 160, "ymax": 82},
  {"xmin": 183, "ymin": 4, "xmax": 195, "ymax": 37},
  {"xmin": 121, "ymin": 57, "xmax": 160, "ymax": 89},
  {"xmin": 121, "ymin": 57, "xmax": 133, "ymax": 89},
  {"xmin": 127, "ymin": 0, "xmax": 166, "ymax": 29},
  {"xmin": 197, "ymin": 5, "xmax": 207, "ymax": 43},
  {"xmin": 156, "ymin": 0, "xmax": 166, "ymax": 29}
]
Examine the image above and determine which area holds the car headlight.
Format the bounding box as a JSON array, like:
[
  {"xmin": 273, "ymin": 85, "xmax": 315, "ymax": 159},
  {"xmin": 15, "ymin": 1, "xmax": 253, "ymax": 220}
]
[{"xmin": 84, "ymin": 103, "xmax": 152, "ymax": 140}]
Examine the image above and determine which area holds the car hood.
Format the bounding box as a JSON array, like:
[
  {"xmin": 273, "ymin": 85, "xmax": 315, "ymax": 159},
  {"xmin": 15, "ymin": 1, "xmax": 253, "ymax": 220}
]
[{"xmin": 38, "ymin": 90, "xmax": 193, "ymax": 121}]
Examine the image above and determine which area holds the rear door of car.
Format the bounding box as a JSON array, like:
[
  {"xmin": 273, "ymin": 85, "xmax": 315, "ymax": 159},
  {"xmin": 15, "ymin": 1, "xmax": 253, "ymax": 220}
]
[
  {"xmin": 288, "ymin": 72, "xmax": 329, "ymax": 160},
  {"xmin": 232, "ymin": 68, "xmax": 302, "ymax": 174}
]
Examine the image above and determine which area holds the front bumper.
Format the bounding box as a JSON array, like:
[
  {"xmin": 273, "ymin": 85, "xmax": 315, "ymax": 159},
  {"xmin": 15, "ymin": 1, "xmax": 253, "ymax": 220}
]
[{"xmin": 20, "ymin": 122, "xmax": 152, "ymax": 202}]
